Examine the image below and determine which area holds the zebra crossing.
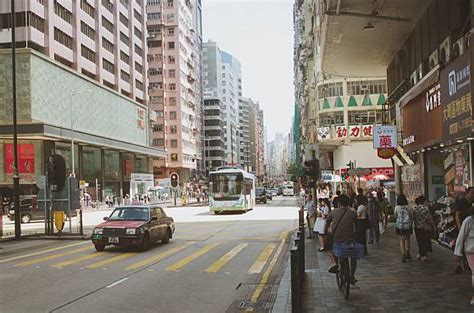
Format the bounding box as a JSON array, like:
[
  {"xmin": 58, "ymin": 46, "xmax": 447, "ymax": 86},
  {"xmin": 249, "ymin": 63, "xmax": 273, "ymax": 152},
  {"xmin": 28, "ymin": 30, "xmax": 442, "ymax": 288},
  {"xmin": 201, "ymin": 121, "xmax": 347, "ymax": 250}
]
[{"xmin": 1, "ymin": 239, "xmax": 283, "ymax": 275}]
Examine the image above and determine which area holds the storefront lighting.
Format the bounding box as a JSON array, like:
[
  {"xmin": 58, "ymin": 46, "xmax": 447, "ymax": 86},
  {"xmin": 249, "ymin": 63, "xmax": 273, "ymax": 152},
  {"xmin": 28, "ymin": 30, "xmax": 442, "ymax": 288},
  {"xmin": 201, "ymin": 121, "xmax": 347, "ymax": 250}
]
[
  {"xmin": 439, "ymin": 143, "xmax": 445, "ymax": 147},
  {"xmin": 468, "ymin": 137, "xmax": 474, "ymax": 141},
  {"xmin": 457, "ymin": 140, "xmax": 464, "ymax": 143},
  {"xmin": 426, "ymin": 148, "xmax": 431, "ymax": 151},
  {"xmin": 421, "ymin": 149, "xmax": 425, "ymax": 152}
]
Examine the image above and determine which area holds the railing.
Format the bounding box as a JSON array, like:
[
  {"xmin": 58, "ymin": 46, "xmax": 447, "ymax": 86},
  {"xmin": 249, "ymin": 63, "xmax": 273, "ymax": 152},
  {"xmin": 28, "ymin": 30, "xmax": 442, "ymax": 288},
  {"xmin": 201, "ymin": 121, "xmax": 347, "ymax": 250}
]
[{"xmin": 290, "ymin": 210, "xmax": 305, "ymax": 313}]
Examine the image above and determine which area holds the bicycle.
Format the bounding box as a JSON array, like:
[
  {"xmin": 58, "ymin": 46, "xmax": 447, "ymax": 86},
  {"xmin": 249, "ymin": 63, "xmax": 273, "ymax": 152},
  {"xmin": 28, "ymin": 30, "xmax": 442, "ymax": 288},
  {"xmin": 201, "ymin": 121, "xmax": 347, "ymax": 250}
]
[{"xmin": 333, "ymin": 242, "xmax": 365, "ymax": 299}]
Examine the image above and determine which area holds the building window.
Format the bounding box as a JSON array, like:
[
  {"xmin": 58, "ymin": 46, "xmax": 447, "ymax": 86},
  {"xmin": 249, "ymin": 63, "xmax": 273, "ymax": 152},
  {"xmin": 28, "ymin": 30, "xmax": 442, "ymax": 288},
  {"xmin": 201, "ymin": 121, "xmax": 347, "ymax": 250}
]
[
  {"xmin": 147, "ymin": 0, "xmax": 160, "ymax": 4},
  {"xmin": 81, "ymin": 21, "xmax": 96, "ymax": 40},
  {"xmin": 153, "ymin": 124, "xmax": 163, "ymax": 132},
  {"xmin": 348, "ymin": 110, "xmax": 382, "ymax": 124},
  {"xmin": 102, "ymin": 0, "xmax": 113, "ymax": 12},
  {"xmin": 134, "ymin": 27, "xmax": 143, "ymax": 40},
  {"xmin": 80, "ymin": 0, "xmax": 95, "ymax": 18},
  {"xmin": 169, "ymin": 83, "xmax": 176, "ymax": 91},
  {"xmin": 135, "ymin": 62, "xmax": 143, "ymax": 73},
  {"xmin": 120, "ymin": 0, "xmax": 130, "ymax": 7},
  {"xmin": 148, "ymin": 68, "xmax": 161, "ymax": 76},
  {"xmin": 167, "ymin": 0, "xmax": 174, "ymax": 8},
  {"xmin": 148, "ymin": 40, "xmax": 162, "ymax": 48},
  {"xmin": 169, "ymin": 111, "xmax": 177, "ymax": 119},
  {"xmin": 54, "ymin": 1, "xmax": 72, "ymax": 24},
  {"xmin": 169, "ymin": 69, "xmax": 176, "ymax": 78},
  {"xmin": 102, "ymin": 37, "xmax": 114, "ymax": 53},
  {"xmin": 53, "ymin": 27, "xmax": 73, "ymax": 48},
  {"xmin": 169, "ymin": 97, "xmax": 176, "ymax": 105},
  {"xmin": 168, "ymin": 41, "xmax": 175, "ymax": 50},
  {"xmin": 102, "ymin": 16, "xmax": 114, "ymax": 34},
  {"xmin": 167, "ymin": 14, "xmax": 175, "ymax": 22},
  {"xmin": 134, "ymin": 9, "xmax": 143, "ymax": 23},
  {"xmin": 120, "ymin": 51, "xmax": 130, "ymax": 64},
  {"xmin": 170, "ymin": 140, "xmax": 178, "ymax": 148},
  {"xmin": 134, "ymin": 44, "xmax": 143, "ymax": 56},
  {"xmin": 81, "ymin": 45, "xmax": 96, "ymax": 62},
  {"xmin": 320, "ymin": 112, "xmax": 344, "ymax": 127},
  {"xmin": 168, "ymin": 56, "xmax": 176, "ymax": 64},
  {"xmin": 135, "ymin": 79, "xmax": 144, "ymax": 91},
  {"xmin": 119, "ymin": 13, "xmax": 129, "ymax": 27},
  {"xmin": 103, "ymin": 59, "xmax": 115, "ymax": 74},
  {"xmin": 121, "ymin": 70, "xmax": 130, "ymax": 82},
  {"xmin": 318, "ymin": 82, "xmax": 343, "ymax": 98},
  {"xmin": 156, "ymin": 110, "xmax": 164, "ymax": 117},
  {"xmin": 170, "ymin": 125, "xmax": 177, "ymax": 133},
  {"xmin": 170, "ymin": 153, "xmax": 178, "ymax": 161},
  {"xmin": 152, "ymin": 139, "xmax": 164, "ymax": 146},
  {"xmin": 120, "ymin": 32, "xmax": 130, "ymax": 45},
  {"xmin": 147, "ymin": 12, "xmax": 160, "ymax": 21},
  {"xmin": 29, "ymin": 12, "xmax": 44, "ymax": 32},
  {"xmin": 168, "ymin": 27, "xmax": 175, "ymax": 35}
]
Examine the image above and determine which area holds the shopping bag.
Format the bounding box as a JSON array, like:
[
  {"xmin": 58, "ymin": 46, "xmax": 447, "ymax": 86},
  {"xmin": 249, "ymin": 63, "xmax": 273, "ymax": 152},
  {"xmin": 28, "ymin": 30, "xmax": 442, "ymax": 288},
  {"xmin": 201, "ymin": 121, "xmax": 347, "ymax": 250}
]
[{"xmin": 379, "ymin": 222, "xmax": 385, "ymax": 234}]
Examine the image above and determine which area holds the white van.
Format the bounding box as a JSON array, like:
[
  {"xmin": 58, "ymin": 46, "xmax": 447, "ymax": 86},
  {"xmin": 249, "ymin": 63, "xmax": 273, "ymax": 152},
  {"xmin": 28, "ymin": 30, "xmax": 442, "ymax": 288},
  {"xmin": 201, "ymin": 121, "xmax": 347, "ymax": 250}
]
[{"xmin": 282, "ymin": 184, "xmax": 295, "ymax": 196}]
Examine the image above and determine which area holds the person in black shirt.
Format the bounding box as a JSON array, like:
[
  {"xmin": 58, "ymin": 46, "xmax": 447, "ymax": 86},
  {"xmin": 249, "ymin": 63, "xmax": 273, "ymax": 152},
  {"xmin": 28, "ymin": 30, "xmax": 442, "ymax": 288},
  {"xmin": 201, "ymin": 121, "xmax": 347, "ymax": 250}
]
[
  {"xmin": 455, "ymin": 187, "xmax": 474, "ymax": 230},
  {"xmin": 332, "ymin": 190, "xmax": 342, "ymax": 209},
  {"xmin": 355, "ymin": 188, "xmax": 368, "ymax": 208}
]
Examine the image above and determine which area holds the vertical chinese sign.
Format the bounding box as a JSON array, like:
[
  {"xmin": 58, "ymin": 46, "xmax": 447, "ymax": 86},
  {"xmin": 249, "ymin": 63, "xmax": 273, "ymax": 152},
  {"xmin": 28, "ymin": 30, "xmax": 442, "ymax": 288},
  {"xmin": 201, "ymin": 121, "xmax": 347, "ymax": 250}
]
[
  {"xmin": 373, "ymin": 125, "xmax": 397, "ymax": 159},
  {"xmin": 4, "ymin": 144, "xmax": 35, "ymax": 174}
]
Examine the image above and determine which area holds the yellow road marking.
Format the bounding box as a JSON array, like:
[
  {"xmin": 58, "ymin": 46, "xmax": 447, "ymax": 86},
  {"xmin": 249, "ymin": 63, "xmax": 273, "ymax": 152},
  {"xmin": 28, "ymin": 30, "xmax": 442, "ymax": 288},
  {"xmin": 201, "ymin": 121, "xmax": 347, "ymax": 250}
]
[
  {"xmin": 166, "ymin": 243, "xmax": 220, "ymax": 271},
  {"xmin": 279, "ymin": 230, "xmax": 291, "ymax": 240},
  {"xmin": 15, "ymin": 246, "xmax": 91, "ymax": 267},
  {"xmin": 51, "ymin": 252, "xmax": 106, "ymax": 268},
  {"xmin": 85, "ymin": 252, "xmax": 137, "ymax": 269},
  {"xmin": 251, "ymin": 239, "xmax": 286, "ymax": 303},
  {"xmin": 0, "ymin": 241, "xmax": 89, "ymax": 265},
  {"xmin": 205, "ymin": 243, "xmax": 248, "ymax": 273},
  {"xmin": 125, "ymin": 243, "xmax": 193, "ymax": 271},
  {"xmin": 248, "ymin": 243, "xmax": 276, "ymax": 274}
]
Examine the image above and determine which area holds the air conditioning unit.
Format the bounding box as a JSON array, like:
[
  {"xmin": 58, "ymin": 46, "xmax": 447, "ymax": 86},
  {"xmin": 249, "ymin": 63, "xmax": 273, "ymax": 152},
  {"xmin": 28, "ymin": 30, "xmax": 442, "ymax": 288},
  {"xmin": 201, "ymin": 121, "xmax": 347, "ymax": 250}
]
[
  {"xmin": 410, "ymin": 71, "xmax": 417, "ymax": 86},
  {"xmin": 439, "ymin": 36, "xmax": 450, "ymax": 64},
  {"xmin": 429, "ymin": 50, "xmax": 438, "ymax": 69},
  {"xmin": 453, "ymin": 37, "xmax": 464, "ymax": 58}
]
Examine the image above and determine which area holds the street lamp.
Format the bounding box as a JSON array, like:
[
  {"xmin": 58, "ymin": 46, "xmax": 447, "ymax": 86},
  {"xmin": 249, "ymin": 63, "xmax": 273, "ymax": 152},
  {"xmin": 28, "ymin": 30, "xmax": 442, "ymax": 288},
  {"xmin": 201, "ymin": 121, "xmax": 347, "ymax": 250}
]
[{"xmin": 70, "ymin": 90, "xmax": 92, "ymax": 176}]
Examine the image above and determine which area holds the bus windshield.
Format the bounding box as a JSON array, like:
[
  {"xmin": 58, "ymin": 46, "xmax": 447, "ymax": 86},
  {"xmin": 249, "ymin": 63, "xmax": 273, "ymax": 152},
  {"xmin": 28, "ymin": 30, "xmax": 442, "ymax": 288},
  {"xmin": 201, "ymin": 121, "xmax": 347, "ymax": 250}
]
[{"xmin": 210, "ymin": 174, "xmax": 243, "ymax": 199}]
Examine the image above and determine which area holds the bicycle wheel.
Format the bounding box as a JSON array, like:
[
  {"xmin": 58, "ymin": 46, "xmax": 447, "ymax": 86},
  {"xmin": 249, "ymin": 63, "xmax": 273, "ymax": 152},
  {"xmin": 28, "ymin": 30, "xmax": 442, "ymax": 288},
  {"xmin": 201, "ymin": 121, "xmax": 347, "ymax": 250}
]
[
  {"xmin": 343, "ymin": 259, "xmax": 351, "ymax": 299},
  {"xmin": 336, "ymin": 270, "xmax": 343, "ymax": 289}
]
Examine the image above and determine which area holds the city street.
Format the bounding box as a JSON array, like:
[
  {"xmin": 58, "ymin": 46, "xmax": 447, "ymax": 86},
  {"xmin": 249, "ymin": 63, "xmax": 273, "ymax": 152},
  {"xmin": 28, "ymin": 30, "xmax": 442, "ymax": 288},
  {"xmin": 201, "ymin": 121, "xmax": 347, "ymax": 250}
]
[{"xmin": 0, "ymin": 197, "xmax": 299, "ymax": 313}]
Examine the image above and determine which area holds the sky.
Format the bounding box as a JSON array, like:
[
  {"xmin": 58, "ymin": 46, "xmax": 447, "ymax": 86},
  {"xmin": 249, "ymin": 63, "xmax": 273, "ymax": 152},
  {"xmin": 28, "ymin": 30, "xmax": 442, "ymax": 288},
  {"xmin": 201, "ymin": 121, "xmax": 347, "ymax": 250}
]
[{"xmin": 202, "ymin": 0, "xmax": 295, "ymax": 142}]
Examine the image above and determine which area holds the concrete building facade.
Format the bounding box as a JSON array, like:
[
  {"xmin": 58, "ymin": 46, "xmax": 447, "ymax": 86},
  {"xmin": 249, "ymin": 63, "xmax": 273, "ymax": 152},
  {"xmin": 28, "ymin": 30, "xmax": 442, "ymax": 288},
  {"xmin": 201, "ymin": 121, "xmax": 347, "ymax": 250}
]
[{"xmin": 146, "ymin": 0, "xmax": 201, "ymax": 183}]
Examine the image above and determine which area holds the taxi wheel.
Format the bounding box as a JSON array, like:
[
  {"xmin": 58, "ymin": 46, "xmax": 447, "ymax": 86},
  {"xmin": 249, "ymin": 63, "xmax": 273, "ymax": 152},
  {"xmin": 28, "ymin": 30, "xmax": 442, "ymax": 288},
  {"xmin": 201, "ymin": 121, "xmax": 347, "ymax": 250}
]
[
  {"xmin": 162, "ymin": 229, "xmax": 171, "ymax": 244},
  {"xmin": 141, "ymin": 233, "xmax": 151, "ymax": 251},
  {"xmin": 21, "ymin": 214, "xmax": 31, "ymax": 224},
  {"xmin": 94, "ymin": 244, "xmax": 105, "ymax": 252}
]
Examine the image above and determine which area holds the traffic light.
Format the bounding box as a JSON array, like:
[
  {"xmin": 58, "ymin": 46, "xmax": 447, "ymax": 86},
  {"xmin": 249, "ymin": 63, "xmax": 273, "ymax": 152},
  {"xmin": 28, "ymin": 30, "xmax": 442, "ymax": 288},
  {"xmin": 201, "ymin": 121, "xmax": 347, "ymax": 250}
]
[
  {"xmin": 170, "ymin": 172, "xmax": 179, "ymax": 188},
  {"xmin": 47, "ymin": 154, "xmax": 66, "ymax": 191},
  {"xmin": 304, "ymin": 159, "xmax": 320, "ymax": 179}
]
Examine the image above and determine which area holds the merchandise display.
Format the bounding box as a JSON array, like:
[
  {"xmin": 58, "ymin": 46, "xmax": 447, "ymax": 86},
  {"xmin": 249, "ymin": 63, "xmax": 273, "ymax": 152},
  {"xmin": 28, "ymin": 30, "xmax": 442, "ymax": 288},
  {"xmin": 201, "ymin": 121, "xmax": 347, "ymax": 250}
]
[{"xmin": 433, "ymin": 196, "xmax": 457, "ymax": 249}]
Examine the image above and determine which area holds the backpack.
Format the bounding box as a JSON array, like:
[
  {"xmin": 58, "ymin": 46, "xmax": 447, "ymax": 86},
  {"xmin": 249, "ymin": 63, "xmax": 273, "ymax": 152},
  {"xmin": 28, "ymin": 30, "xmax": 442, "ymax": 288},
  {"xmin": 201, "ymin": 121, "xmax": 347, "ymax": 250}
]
[{"xmin": 396, "ymin": 206, "xmax": 412, "ymax": 230}]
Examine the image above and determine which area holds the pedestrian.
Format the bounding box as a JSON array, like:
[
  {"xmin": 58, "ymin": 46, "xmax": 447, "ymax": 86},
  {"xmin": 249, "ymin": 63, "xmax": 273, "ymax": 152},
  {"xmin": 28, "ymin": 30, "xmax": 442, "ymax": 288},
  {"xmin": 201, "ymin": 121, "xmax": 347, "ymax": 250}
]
[
  {"xmin": 367, "ymin": 192, "xmax": 381, "ymax": 244},
  {"xmin": 455, "ymin": 187, "xmax": 474, "ymax": 230},
  {"xmin": 299, "ymin": 188, "xmax": 306, "ymax": 207},
  {"xmin": 356, "ymin": 193, "xmax": 369, "ymax": 255},
  {"xmin": 454, "ymin": 205, "xmax": 474, "ymax": 305},
  {"xmin": 332, "ymin": 190, "xmax": 341, "ymax": 209},
  {"xmin": 355, "ymin": 188, "xmax": 368, "ymax": 209},
  {"xmin": 303, "ymin": 194, "xmax": 316, "ymax": 239},
  {"xmin": 412, "ymin": 195, "xmax": 434, "ymax": 261},
  {"xmin": 394, "ymin": 194, "xmax": 414, "ymax": 263},
  {"xmin": 377, "ymin": 191, "xmax": 390, "ymax": 228},
  {"xmin": 325, "ymin": 194, "xmax": 359, "ymax": 284},
  {"xmin": 314, "ymin": 198, "xmax": 331, "ymax": 251}
]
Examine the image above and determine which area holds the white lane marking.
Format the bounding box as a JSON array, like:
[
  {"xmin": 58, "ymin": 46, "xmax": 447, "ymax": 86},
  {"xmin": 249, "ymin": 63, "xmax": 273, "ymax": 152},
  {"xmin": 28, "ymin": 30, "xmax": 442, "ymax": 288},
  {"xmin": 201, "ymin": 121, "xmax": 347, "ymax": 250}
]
[{"xmin": 105, "ymin": 277, "xmax": 129, "ymax": 289}]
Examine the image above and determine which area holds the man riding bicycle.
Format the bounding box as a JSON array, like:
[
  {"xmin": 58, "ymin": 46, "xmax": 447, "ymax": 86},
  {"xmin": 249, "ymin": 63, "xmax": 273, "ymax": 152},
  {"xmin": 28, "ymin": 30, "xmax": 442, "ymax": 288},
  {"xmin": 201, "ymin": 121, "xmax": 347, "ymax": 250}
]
[{"xmin": 324, "ymin": 194, "xmax": 358, "ymax": 284}]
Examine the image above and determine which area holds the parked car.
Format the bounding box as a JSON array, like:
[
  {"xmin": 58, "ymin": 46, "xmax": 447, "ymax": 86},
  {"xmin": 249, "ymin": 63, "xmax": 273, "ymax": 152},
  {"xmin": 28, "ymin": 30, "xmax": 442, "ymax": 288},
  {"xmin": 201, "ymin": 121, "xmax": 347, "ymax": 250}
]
[
  {"xmin": 7, "ymin": 195, "xmax": 78, "ymax": 224},
  {"xmin": 255, "ymin": 187, "xmax": 267, "ymax": 204},
  {"xmin": 271, "ymin": 189, "xmax": 279, "ymax": 197},
  {"xmin": 91, "ymin": 205, "xmax": 175, "ymax": 251}
]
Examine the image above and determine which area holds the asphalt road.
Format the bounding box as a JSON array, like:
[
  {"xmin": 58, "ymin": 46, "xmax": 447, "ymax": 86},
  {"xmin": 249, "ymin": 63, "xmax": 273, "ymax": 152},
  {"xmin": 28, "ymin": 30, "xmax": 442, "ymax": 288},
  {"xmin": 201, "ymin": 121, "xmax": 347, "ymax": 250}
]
[{"xmin": 0, "ymin": 196, "xmax": 299, "ymax": 313}]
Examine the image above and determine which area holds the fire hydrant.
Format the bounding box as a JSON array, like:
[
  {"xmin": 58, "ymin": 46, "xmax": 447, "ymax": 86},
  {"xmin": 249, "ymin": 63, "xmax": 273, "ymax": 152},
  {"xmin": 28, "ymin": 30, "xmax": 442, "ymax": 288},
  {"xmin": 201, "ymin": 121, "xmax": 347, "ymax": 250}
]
[{"xmin": 181, "ymin": 195, "xmax": 187, "ymax": 206}]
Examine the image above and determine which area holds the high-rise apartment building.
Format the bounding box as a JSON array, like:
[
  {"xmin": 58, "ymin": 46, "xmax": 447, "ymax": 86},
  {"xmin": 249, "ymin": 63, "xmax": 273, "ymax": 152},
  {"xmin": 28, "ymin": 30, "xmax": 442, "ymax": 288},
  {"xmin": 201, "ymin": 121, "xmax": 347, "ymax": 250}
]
[
  {"xmin": 0, "ymin": 0, "xmax": 164, "ymax": 200},
  {"xmin": 146, "ymin": 0, "xmax": 201, "ymax": 183},
  {"xmin": 248, "ymin": 98, "xmax": 265, "ymax": 182},
  {"xmin": 202, "ymin": 41, "xmax": 242, "ymax": 168},
  {"xmin": 0, "ymin": 0, "xmax": 148, "ymax": 103},
  {"xmin": 239, "ymin": 97, "xmax": 251, "ymax": 171}
]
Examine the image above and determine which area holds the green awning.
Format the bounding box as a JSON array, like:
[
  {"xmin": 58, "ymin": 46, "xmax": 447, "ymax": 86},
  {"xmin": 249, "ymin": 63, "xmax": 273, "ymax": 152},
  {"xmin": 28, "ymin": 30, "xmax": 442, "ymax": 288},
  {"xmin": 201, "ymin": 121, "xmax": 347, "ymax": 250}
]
[
  {"xmin": 335, "ymin": 97, "xmax": 344, "ymax": 108},
  {"xmin": 362, "ymin": 94, "xmax": 373, "ymax": 106},
  {"xmin": 322, "ymin": 98, "xmax": 330, "ymax": 109},
  {"xmin": 377, "ymin": 94, "xmax": 386, "ymax": 105},
  {"xmin": 348, "ymin": 96, "xmax": 358, "ymax": 107}
]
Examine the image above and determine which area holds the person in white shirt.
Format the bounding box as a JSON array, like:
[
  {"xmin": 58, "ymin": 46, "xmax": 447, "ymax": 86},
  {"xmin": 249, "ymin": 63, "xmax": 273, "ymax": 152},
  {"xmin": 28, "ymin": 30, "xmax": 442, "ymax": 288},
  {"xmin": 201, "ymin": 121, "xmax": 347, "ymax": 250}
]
[{"xmin": 455, "ymin": 213, "xmax": 474, "ymax": 304}]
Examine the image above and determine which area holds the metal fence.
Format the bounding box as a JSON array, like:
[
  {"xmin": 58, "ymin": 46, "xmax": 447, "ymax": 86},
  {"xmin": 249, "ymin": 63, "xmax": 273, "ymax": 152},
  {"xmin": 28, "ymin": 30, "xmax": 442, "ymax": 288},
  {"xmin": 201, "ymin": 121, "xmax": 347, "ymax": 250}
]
[{"xmin": 290, "ymin": 210, "xmax": 306, "ymax": 313}]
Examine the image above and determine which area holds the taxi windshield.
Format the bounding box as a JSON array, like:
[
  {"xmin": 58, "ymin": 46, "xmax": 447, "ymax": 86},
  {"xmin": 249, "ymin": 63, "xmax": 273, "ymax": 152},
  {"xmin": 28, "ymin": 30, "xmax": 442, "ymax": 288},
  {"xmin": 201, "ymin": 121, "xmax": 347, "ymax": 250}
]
[{"xmin": 108, "ymin": 207, "xmax": 150, "ymax": 221}]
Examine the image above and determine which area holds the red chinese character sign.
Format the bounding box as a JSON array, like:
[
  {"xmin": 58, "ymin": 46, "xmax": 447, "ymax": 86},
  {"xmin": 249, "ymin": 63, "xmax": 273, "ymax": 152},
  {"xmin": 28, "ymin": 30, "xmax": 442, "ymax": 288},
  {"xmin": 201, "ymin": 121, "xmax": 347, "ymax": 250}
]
[
  {"xmin": 373, "ymin": 125, "xmax": 397, "ymax": 148},
  {"xmin": 349, "ymin": 126, "xmax": 361, "ymax": 138},
  {"xmin": 336, "ymin": 126, "xmax": 348, "ymax": 139},
  {"xmin": 362, "ymin": 125, "xmax": 373, "ymax": 137},
  {"xmin": 4, "ymin": 144, "xmax": 35, "ymax": 174}
]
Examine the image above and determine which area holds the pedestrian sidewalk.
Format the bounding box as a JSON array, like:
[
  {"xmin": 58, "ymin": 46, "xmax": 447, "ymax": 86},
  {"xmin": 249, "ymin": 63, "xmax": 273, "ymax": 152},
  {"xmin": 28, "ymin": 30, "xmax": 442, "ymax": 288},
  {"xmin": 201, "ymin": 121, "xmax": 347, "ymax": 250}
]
[{"xmin": 273, "ymin": 225, "xmax": 473, "ymax": 312}]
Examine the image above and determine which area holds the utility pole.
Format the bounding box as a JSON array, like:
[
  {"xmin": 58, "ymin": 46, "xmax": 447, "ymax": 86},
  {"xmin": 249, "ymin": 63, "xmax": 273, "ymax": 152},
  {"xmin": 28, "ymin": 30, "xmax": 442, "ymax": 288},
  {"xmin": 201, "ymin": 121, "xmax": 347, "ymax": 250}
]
[{"xmin": 11, "ymin": 0, "xmax": 21, "ymax": 240}]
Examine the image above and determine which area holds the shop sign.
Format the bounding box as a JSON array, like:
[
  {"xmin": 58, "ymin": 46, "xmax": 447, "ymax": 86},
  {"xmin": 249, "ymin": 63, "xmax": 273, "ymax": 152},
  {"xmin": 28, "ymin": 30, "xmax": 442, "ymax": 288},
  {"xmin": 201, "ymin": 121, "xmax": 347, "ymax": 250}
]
[
  {"xmin": 445, "ymin": 166, "xmax": 456, "ymax": 184},
  {"xmin": 349, "ymin": 125, "xmax": 361, "ymax": 138},
  {"xmin": 402, "ymin": 135, "xmax": 415, "ymax": 146},
  {"xmin": 362, "ymin": 125, "xmax": 373, "ymax": 137},
  {"xmin": 441, "ymin": 51, "xmax": 471, "ymax": 142},
  {"xmin": 371, "ymin": 167, "xmax": 395, "ymax": 179},
  {"xmin": 317, "ymin": 127, "xmax": 330, "ymax": 140},
  {"xmin": 4, "ymin": 144, "xmax": 35, "ymax": 174},
  {"xmin": 124, "ymin": 159, "xmax": 132, "ymax": 177},
  {"xmin": 137, "ymin": 108, "xmax": 145, "ymax": 129},
  {"xmin": 373, "ymin": 125, "xmax": 397, "ymax": 149},
  {"xmin": 336, "ymin": 126, "xmax": 348, "ymax": 139},
  {"xmin": 432, "ymin": 175, "xmax": 445, "ymax": 185},
  {"xmin": 444, "ymin": 152, "xmax": 454, "ymax": 169},
  {"xmin": 425, "ymin": 83, "xmax": 441, "ymax": 112},
  {"xmin": 454, "ymin": 149, "xmax": 467, "ymax": 191},
  {"xmin": 347, "ymin": 168, "xmax": 371, "ymax": 176},
  {"xmin": 377, "ymin": 148, "xmax": 396, "ymax": 159}
]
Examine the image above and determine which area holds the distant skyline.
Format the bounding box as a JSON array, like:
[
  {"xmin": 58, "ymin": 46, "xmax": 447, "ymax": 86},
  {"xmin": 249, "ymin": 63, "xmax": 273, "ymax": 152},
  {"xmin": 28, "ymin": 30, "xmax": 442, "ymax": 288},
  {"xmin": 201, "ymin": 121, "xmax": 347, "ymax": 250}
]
[{"xmin": 202, "ymin": 0, "xmax": 294, "ymax": 140}]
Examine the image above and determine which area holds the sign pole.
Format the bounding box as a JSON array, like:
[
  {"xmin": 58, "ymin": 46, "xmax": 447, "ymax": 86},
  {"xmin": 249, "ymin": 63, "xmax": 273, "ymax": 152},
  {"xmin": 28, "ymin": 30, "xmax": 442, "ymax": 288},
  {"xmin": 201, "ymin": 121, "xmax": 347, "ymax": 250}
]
[{"xmin": 68, "ymin": 176, "xmax": 72, "ymax": 234}]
